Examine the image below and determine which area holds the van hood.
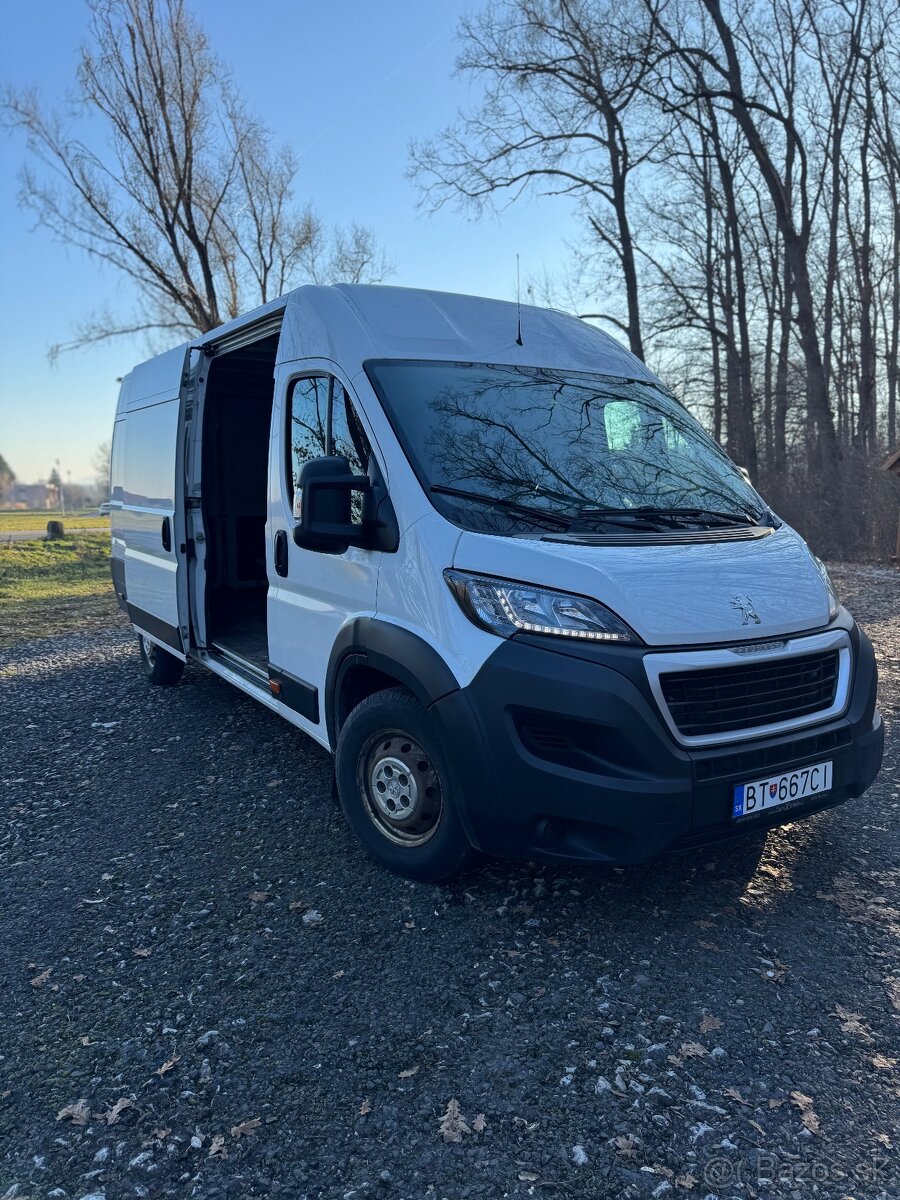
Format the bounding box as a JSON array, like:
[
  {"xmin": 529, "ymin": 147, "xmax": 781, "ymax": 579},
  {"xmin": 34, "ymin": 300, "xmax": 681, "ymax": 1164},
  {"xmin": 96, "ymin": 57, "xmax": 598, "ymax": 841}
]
[{"xmin": 452, "ymin": 524, "xmax": 833, "ymax": 647}]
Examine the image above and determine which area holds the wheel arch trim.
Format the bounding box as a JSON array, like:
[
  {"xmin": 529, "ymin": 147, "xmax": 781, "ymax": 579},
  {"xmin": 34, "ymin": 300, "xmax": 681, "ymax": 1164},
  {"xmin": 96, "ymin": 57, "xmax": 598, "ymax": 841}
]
[{"xmin": 325, "ymin": 617, "xmax": 460, "ymax": 749}]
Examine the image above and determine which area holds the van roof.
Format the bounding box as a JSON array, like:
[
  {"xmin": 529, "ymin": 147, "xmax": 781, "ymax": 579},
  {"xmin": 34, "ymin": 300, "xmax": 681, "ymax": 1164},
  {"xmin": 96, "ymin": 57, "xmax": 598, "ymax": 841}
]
[
  {"xmin": 122, "ymin": 284, "xmax": 660, "ymax": 401},
  {"xmin": 285, "ymin": 280, "xmax": 657, "ymax": 379}
]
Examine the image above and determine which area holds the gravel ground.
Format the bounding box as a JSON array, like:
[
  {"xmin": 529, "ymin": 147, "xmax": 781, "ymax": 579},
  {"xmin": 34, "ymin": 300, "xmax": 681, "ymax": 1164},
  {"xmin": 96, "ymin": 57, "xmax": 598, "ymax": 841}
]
[{"xmin": 1, "ymin": 564, "xmax": 897, "ymax": 1200}]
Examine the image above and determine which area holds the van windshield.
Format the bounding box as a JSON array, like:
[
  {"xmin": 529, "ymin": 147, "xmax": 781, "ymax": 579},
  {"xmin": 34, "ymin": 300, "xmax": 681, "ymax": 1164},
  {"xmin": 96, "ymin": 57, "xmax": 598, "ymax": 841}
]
[{"xmin": 365, "ymin": 360, "xmax": 765, "ymax": 535}]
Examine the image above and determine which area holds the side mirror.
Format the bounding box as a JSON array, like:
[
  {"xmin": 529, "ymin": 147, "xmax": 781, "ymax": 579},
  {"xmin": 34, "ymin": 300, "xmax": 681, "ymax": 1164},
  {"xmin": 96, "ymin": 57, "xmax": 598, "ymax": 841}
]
[{"xmin": 292, "ymin": 456, "xmax": 372, "ymax": 554}]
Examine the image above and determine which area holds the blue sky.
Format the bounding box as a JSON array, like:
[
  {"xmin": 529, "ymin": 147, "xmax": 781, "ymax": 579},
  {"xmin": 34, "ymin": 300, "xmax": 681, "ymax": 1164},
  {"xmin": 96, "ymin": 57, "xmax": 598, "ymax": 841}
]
[{"xmin": 0, "ymin": 0, "xmax": 581, "ymax": 484}]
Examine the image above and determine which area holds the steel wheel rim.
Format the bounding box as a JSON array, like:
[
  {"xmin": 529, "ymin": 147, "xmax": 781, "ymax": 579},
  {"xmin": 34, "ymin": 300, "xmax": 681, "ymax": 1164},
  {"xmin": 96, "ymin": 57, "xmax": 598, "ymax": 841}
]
[
  {"xmin": 359, "ymin": 730, "xmax": 443, "ymax": 846},
  {"xmin": 141, "ymin": 635, "xmax": 157, "ymax": 667}
]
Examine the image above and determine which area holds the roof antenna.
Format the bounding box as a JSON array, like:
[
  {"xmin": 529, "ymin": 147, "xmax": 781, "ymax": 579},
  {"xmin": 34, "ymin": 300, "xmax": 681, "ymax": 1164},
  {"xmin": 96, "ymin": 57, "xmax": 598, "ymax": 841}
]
[{"xmin": 515, "ymin": 253, "xmax": 524, "ymax": 346}]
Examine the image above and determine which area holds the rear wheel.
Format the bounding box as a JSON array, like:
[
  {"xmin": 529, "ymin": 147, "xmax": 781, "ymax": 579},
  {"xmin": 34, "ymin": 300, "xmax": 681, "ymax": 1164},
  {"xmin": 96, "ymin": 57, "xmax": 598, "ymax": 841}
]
[
  {"xmin": 137, "ymin": 634, "xmax": 185, "ymax": 686},
  {"xmin": 335, "ymin": 687, "xmax": 473, "ymax": 881}
]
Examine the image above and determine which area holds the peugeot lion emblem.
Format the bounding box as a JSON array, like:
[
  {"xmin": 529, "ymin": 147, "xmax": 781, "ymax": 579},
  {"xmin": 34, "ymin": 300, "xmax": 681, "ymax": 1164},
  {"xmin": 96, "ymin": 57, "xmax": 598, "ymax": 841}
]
[{"xmin": 731, "ymin": 594, "xmax": 761, "ymax": 625}]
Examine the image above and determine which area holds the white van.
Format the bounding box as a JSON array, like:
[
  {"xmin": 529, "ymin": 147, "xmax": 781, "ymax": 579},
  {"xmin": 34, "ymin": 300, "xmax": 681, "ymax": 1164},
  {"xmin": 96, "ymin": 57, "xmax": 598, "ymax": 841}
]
[{"xmin": 110, "ymin": 285, "xmax": 883, "ymax": 879}]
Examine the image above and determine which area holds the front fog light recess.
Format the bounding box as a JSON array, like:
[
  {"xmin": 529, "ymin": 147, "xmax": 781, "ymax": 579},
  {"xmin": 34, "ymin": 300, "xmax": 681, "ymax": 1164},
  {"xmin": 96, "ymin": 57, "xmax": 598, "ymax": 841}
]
[{"xmin": 445, "ymin": 570, "xmax": 639, "ymax": 643}]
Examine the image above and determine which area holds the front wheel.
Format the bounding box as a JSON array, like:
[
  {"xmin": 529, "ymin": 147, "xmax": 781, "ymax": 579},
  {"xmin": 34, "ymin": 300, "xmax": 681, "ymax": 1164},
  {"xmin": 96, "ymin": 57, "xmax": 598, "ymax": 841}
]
[
  {"xmin": 137, "ymin": 634, "xmax": 185, "ymax": 686},
  {"xmin": 335, "ymin": 687, "xmax": 473, "ymax": 881}
]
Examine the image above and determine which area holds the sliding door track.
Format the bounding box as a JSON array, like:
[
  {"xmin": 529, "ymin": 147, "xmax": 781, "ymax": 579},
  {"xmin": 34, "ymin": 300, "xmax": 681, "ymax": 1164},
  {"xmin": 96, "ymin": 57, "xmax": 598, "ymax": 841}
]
[{"xmin": 209, "ymin": 640, "xmax": 269, "ymax": 686}]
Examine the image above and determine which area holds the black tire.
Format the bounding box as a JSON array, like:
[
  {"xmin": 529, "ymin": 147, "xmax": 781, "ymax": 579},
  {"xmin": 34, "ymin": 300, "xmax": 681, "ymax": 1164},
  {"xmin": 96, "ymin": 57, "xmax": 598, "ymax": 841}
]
[
  {"xmin": 335, "ymin": 687, "xmax": 473, "ymax": 881},
  {"xmin": 137, "ymin": 634, "xmax": 185, "ymax": 686}
]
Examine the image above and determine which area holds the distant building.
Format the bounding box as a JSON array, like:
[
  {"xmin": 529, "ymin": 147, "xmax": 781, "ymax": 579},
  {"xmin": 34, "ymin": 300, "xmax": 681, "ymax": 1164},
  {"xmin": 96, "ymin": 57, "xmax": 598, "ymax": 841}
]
[{"xmin": 3, "ymin": 481, "xmax": 60, "ymax": 510}]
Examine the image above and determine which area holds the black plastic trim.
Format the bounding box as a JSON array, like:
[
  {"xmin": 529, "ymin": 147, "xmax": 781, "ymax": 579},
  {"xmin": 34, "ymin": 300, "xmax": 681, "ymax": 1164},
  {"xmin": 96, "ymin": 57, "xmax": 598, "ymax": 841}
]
[
  {"xmin": 325, "ymin": 617, "xmax": 460, "ymax": 748},
  {"xmin": 126, "ymin": 603, "xmax": 183, "ymax": 654},
  {"xmin": 428, "ymin": 622, "xmax": 882, "ymax": 865},
  {"xmin": 111, "ymin": 557, "xmax": 127, "ymax": 612},
  {"xmin": 269, "ymin": 667, "xmax": 319, "ymax": 722}
]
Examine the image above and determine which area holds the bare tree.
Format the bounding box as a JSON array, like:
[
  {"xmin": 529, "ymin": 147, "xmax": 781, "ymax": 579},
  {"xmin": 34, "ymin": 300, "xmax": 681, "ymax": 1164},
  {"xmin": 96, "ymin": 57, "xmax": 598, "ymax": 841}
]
[
  {"xmin": 414, "ymin": 0, "xmax": 900, "ymax": 555},
  {"xmin": 0, "ymin": 454, "xmax": 16, "ymax": 503},
  {"xmin": 93, "ymin": 440, "xmax": 112, "ymax": 501},
  {"xmin": 3, "ymin": 0, "xmax": 390, "ymax": 355},
  {"xmin": 410, "ymin": 0, "xmax": 663, "ymax": 360}
]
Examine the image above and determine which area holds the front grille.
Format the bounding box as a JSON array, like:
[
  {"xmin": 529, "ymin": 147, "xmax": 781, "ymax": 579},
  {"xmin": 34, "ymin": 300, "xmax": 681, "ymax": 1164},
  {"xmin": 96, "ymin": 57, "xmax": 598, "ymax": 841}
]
[
  {"xmin": 695, "ymin": 726, "xmax": 852, "ymax": 782},
  {"xmin": 659, "ymin": 650, "xmax": 840, "ymax": 739}
]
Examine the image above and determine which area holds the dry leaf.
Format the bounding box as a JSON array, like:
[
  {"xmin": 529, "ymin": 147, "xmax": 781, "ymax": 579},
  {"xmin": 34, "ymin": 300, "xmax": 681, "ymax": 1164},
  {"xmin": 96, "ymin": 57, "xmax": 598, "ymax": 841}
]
[
  {"xmin": 768, "ymin": 1098, "xmax": 786, "ymax": 1109},
  {"xmin": 699, "ymin": 1014, "xmax": 723, "ymax": 1033},
  {"xmin": 832, "ymin": 1005, "xmax": 873, "ymax": 1041},
  {"xmin": 675, "ymin": 1172, "xmax": 698, "ymax": 1189},
  {"xmin": 399, "ymin": 1065, "xmax": 419, "ymax": 1078},
  {"xmin": 871, "ymin": 1054, "xmax": 897, "ymax": 1069},
  {"xmin": 696, "ymin": 919, "xmax": 716, "ymax": 929},
  {"xmin": 150, "ymin": 1126, "xmax": 171, "ymax": 1141},
  {"xmin": 288, "ymin": 901, "xmax": 305, "ymax": 910},
  {"xmin": 103, "ymin": 1097, "xmax": 134, "ymax": 1125},
  {"xmin": 31, "ymin": 968, "xmax": 52, "ymax": 988},
  {"xmin": 359, "ymin": 1098, "xmax": 371, "ymax": 1115},
  {"xmin": 680, "ymin": 1042, "xmax": 708, "ymax": 1059},
  {"xmin": 875, "ymin": 1132, "xmax": 893, "ymax": 1148},
  {"xmin": 230, "ymin": 1116, "xmax": 261, "ymax": 1138},
  {"xmin": 749, "ymin": 1118, "xmax": 766, "ymax": 1136},
  {"xmin": 801, "ymin": 1110, "xmax": 820, "ymax": 1134},
  {"xmin": 133, "ymin": 948, "xmax": 151, "ymax": 958},
  {"xmin": 614, "ymin": 1134, "xmax": 638, "ymax": 1158},
  {"xmin": 248, "ymin": 891, "xmax": 268, "ymax": 903},
  {"xmin": 790, "ymin": 1090, "xmax": 820, "ymax": 1134},
  {"xmin": 72, "ymin": 974, "xmax": 85, "ymax": 983},
  {"xmin": 56, "ymin": 1099, "xmax": 90, "ymax": 1125},
  {"xmin": 438, "ymin": 1098, "xmax": 471, "ymax": 1143},
  {"xmin": 884, "ymin": 978, "xmax": 900, "ymax": 1012},
  {"xmin": 723, "ymin": 1086, "xmax": 751, "ymax": 1106},
  {"xmin": 208, "ymin": 1134, "xmax": 227, "ymax": 1158},
  {"xmin": 154, "ymin": 1054, "xmax": 181, "ymax": 1077},
  {"xmin": 79, "ymin": 1036, "xmax": 95, "ymax": 1047},
  {"xmin": 518, "ymin": 1171, "xmax": 539, "ymax": 1182},
  {"xmin": 698, "ymin": 940, "xmax": 721, "ymax": 951},
  {"xmin": 472, "ymin": 1113, "xmax": 487, "ymax": 1133}
]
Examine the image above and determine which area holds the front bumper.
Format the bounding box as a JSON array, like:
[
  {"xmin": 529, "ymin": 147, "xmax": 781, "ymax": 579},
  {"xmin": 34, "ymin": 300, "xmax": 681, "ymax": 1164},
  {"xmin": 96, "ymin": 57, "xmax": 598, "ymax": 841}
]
[{"xmin": 432, "ymin": 622, "xmax": 884, "ymax": 865}]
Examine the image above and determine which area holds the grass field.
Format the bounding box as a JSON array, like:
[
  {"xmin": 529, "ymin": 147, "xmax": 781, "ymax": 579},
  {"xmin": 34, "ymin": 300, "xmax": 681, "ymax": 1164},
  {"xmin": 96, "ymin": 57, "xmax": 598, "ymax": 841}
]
[
  {"xmin": 0, "ymin": 534, "xmax": 120, "ymax": 648},
  {"xmin": 0, "ymin": 510, "xmax": 109, "ymax": 532}
]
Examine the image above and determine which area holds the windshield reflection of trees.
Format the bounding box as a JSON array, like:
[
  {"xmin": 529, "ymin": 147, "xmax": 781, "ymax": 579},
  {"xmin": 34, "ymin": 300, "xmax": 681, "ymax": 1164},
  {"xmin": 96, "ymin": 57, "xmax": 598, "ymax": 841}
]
[{"xmin": 423, "ymin": 367, "xmax": 753, "ymax": 532}]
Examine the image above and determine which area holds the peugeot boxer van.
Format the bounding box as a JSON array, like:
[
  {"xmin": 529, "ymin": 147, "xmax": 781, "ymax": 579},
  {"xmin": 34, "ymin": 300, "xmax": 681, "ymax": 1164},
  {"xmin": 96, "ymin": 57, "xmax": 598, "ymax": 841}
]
[{"xmin": 110, "ymin": 285, "xmax": 883, "ymax": 880}]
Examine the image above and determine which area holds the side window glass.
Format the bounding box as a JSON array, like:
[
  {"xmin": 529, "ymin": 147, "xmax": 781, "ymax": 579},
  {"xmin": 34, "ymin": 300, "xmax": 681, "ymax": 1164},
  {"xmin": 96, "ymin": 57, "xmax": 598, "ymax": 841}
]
[
  {"xmin": 332, "ymin": 381, "xmax": 372, "ymax": 525},
  {"xmin": 287, "ymin": 375, "xmax": 372, "ymax": 522},
  {"xmin": 288, "ymin": 377, "xmax": 328, "ymax": 515},
  {"xmin": 331, "ymin": 381, "xmax": 372, "ymax": 476}
]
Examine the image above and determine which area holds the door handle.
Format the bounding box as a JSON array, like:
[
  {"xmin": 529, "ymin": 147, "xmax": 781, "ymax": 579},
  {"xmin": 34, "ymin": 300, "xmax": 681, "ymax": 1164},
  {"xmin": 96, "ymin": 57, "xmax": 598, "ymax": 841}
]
[
  {"xmin": 161, "ymin": 517, "xmax": 172, "ymax": 552},
  {"xmin": 274, "ymin": 528, "xmax": 288, "ymax": 577}
]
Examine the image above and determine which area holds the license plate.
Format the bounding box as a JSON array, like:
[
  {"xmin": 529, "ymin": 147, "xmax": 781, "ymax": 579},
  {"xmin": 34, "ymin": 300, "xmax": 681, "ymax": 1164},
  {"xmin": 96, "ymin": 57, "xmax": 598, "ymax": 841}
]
[{"xmin": 732, "ymin": 760, "xmax": 832, "ymax": 820}]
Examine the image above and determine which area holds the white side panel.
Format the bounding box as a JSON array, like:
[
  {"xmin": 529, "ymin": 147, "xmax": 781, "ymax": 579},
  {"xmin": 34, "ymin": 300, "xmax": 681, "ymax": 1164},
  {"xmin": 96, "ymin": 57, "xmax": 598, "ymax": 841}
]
[
  {"xmin": 265, "ymin": 361, "xmax": 383, "ymax": 739},
  {"xmin": 375, "ymin": 511, "xmax": 501, "ymax": 689},
  {"xmin": 115, "ymin": 344, "xmax": 191, "ymax": 651}
]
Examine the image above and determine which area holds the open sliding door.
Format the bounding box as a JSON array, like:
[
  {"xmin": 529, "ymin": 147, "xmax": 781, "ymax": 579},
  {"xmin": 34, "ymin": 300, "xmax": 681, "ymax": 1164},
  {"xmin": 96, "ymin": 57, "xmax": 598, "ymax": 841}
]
[{"xmin": 118, "ymin": 344, "xmax": 192, "ymax": 657}]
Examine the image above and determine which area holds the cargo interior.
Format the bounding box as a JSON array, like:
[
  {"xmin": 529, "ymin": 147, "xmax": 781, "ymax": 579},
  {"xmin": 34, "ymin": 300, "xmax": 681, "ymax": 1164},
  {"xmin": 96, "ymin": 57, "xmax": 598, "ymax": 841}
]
[{"xmin": 201, "ymin": 332, "xmax": 279, "ymax": 669}]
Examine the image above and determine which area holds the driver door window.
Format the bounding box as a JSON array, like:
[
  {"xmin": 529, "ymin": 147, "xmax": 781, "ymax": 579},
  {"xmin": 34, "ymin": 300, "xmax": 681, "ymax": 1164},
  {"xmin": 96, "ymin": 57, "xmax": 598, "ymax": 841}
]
[{"xmin": 287, "ymin": 375, "xmax": 371, "ymax": 519}]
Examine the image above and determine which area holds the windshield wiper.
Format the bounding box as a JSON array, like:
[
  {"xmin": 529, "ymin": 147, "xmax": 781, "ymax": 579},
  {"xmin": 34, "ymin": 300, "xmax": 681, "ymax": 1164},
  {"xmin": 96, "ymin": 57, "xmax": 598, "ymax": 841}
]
[
  {"xmin": 430, "ymin": 484, "xmax": 571, "ymax": 530},
  {"xmin": 575, "ymin": 505, "xmax": 762, "ymax": 527}
]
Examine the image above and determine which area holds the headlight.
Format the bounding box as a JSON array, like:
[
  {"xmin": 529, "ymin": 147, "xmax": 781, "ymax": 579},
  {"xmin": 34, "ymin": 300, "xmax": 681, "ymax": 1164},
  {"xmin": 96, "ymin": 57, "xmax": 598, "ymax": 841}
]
[
  {"xmin": 813, "ymin": 556, "xmax": 840, "ymax": 620},
  {"xmin": 444, "ymin": 570, "xmax": 639, "ymax": 643}
]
